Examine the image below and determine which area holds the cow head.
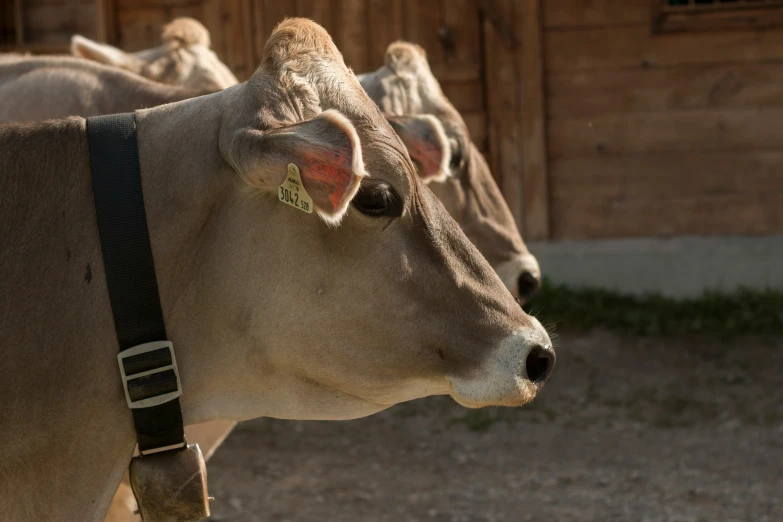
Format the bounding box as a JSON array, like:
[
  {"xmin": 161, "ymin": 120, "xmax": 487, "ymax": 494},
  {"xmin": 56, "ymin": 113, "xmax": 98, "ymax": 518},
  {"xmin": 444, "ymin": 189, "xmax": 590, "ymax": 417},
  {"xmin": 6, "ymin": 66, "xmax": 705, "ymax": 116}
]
[
  {"xmin": 359, "ymin": 42, "xmax": 541, "ymax": 302},
  {"xmin": 71, "ymin": 17, "xmax": 238, "ymax": 90},
  {"xmin": 137, "ymin": 20, "xmax": 554, "ymax": 424}
]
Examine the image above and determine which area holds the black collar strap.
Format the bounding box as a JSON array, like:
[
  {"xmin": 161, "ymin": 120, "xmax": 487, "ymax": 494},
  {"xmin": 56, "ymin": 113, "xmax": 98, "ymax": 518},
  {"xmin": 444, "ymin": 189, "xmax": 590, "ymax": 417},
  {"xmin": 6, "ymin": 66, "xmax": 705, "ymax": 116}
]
[{"xmin": 87, "ymin": 113, "xmax": 185, "ymax": 453}]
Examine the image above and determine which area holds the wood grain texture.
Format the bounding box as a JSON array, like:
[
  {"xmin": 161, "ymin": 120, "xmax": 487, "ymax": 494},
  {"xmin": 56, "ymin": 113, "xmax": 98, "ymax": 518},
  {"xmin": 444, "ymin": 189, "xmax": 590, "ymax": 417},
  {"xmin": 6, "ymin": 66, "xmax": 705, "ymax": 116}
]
[
  {"xmin": 259, "ymin": 0, "xmax": 295, "ymax": 46},
  {"xmin": 202, "ymin": 0, "xmax": 223, "ymax": 64},
  {"xmin": 367, "ymin": 0, "xmax": 403, "ymax": 69},
  {"xmin": 548, "ymin": 63, "xmax": 783, "ymax": 118},
  {"xmin": 403, "ymin": 0, "xmax": 443, "ymax": 66},
  {"xmin": 441, "ymin": 80, "xmax": 483, "ymax": 113},
  {"xmin": 441, "ymin": 0, "xmax": 482, "ymax": 67},
  {"xmin": 482, "ymin": 0, "xmax": 522, "ymax": 226},
  {"xmin": 219, "ymin": 0, "xmax": 253, "ymax": 80},
  {"xmin": 550, "ymin": 151, "xmax": 783, "ymax": 200},
  {"xmin": 296, "ymin": 0, "xmax": 336, "ymax": 35},
  {"xmin": 335, "ymin": 0, "xmax": 369, "ymax": 72},
  {"xmin": 95, "ymin": 0, "xmax": 116, "ymax": 43},
  {"xmin": 461, "ymin": 111, "xmax": 487, "ymax": 151},
  {"xmin": 656, "ymin": 6, "xmax": 783, "ymax": 33},
  {"xmin": 115, "ymin": 7, "xmax": 166, "ymax": 50},
  {"xmin": 548, "ymin": 106, "xmax": 783, "ymax": 157},
  {"xmin": 546, "ymin": 25, "xmax": 783, "ymax": 72},
  {"xmin": 14, "ymin": 0, "xmax": 24, "ymax": 45},
  {"xmin": 517, "ymin": 0, "xmax": 549, "ymax": 240},
  {"xmin": 551, "ymin": 193, "xmax": 783, "ymax": 239},
  {"xmin": 543, "ymin": 0, "xmax": 649, "ymax": 28},
  {"xmin": 20, "ymin": 0, "xmax": 98, "ymax": 45},
  {"xmin": 551, "ymin": 152, "xmax": 783, "ymax": 238}
]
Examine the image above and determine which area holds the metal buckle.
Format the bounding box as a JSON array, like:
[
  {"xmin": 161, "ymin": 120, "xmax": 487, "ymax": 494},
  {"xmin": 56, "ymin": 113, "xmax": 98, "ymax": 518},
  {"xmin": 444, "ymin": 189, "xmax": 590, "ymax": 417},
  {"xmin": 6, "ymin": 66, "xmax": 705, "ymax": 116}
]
[{"xmin": 118, "ymin": 340, "xmax": 182, "ymax": 409}]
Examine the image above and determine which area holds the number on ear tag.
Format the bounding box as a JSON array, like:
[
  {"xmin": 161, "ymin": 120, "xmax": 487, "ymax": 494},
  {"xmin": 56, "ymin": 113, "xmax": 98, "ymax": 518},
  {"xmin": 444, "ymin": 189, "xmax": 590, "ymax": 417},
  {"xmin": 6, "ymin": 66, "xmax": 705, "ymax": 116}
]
[{"xmin": 278, "ymin": 163, "xmax": 313, "ymax": 214}]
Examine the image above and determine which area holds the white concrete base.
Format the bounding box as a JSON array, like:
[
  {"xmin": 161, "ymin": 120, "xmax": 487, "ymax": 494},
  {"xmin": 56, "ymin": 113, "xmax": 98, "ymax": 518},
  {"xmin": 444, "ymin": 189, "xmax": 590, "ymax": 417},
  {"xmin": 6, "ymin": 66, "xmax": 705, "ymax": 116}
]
[{"xmin": 528, "ymin": 235, "xmax": 783, "ymax": 298}]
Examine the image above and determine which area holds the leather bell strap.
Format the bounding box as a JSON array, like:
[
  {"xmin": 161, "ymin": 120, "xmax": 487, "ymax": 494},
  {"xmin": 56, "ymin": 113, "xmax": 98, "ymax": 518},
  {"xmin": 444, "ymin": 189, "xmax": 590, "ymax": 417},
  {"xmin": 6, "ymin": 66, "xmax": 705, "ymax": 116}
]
[{"xmin": 86, "ymin": 113, "xmax": 184, "ymax": 453}]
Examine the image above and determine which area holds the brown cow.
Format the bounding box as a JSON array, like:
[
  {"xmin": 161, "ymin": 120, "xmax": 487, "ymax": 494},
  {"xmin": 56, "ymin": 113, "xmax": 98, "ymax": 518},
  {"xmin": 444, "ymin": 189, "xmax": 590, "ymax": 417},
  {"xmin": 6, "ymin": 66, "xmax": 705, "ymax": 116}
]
[
  {"xmin": 0, "ymin": 55, "xmax": 216, "ymax": 123},
  {"xmin": 70, "ymin": 17, "xmax": 237, "ymax": 91},
  {"xmin": 0, "ymin": 39, "xmax": 548, "ymax": 522},
  {"xmin": 359, "ymin": 42, "xmax": 542, "ymax": 300},
  {"xmin": 0, "ymin": 19, "xmax": 553, "ymax": 522}
]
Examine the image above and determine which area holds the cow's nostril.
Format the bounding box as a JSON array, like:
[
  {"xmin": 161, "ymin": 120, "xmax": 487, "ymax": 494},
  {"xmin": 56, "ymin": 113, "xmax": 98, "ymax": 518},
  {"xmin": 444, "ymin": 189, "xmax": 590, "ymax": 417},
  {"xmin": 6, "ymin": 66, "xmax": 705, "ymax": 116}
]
[
  {"xmin": 517, "ymin": 271, "xmax": 541, "ymax": 301},
  {"xmin": 525, "ymin": 345, "xmax": 555, "ymax": 384}
]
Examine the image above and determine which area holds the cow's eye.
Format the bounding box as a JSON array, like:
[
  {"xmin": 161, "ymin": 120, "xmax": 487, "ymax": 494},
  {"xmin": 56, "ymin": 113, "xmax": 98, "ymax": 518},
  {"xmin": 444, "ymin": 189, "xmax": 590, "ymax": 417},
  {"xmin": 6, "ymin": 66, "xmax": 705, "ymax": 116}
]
[
  {"xmin": 352, "ymin": 180, "xmax": 403, "ymax": 217},
  {"xmin": 449, "ymin": 146, "xmax": 463, "ymax": 170}
]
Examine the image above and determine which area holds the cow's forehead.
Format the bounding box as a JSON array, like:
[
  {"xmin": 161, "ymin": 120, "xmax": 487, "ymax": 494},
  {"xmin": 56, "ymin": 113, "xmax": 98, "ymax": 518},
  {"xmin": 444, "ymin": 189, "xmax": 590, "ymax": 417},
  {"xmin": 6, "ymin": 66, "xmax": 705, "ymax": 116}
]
[{"xmin": 361, "ymin": 66, "xmax": 471, "ymax": 157}]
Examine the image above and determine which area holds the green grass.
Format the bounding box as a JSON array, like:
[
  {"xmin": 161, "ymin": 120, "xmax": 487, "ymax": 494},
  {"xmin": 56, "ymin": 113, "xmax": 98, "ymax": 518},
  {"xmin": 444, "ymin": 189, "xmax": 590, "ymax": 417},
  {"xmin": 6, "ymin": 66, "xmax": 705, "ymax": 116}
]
[{"xmin": 522, "ymin": 278, "xmax": 783, "ymax": 337}]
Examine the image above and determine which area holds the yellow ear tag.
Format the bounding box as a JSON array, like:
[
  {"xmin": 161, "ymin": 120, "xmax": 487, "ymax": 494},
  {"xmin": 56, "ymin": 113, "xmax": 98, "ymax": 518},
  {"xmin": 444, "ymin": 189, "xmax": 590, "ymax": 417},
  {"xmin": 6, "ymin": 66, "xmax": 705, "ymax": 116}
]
[{"xmin": 278, "ymin": 163, "xmax": 313, "ymax": 214}]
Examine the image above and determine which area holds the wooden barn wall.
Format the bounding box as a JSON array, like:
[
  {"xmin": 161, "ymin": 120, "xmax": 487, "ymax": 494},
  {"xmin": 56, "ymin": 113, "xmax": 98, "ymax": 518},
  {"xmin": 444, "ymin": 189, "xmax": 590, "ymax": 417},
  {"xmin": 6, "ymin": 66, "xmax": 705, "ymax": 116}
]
[
  {"xmin": 0, "ymin": 0, "xmax": 100, "ymax": 51},
  {"xmin": 107, "ymin": 0, "xmax": 550, "ymax": 238},
  {"xmin": 109, "ymin": 0, "xmax": 490, "ymax": 155},
  {"xmin": 543, "ymin": 0, "xmax": 783, "ymax": 240},
  {"xmin": 1, "ymin": 0, "xmax": 545, "ymax": 241}
]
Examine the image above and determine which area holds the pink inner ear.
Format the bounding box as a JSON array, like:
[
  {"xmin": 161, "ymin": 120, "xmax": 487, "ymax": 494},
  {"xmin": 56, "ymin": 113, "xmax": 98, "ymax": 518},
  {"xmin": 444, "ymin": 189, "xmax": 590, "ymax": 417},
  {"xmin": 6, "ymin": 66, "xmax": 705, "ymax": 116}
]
[
  {"xmin": 408, "ymin": 138, "xmax": 443, "ymax": 179},
  {"xmin": 299, "ymin": 148, "xmax": 354, "ymax": 213}
]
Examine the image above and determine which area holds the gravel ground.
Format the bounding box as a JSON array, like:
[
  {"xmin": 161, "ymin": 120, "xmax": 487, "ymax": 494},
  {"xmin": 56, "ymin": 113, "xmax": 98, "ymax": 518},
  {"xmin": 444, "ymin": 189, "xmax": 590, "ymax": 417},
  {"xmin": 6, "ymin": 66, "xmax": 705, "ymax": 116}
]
[{"xmin": 204, "ymin": 330, "xmax": 783, "ymax": 522}]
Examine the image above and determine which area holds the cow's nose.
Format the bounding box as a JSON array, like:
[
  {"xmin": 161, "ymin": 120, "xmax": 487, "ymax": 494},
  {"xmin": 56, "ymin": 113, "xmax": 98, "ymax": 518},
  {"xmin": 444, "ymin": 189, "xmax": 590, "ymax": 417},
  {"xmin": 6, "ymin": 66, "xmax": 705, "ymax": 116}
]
[
  {"xmin": 517, "ymin": 271, "xmax": 541, "ymax": 301},
  {"xmin": 525, "ymin": 344, "xmax": 555, "ymax": 385}
]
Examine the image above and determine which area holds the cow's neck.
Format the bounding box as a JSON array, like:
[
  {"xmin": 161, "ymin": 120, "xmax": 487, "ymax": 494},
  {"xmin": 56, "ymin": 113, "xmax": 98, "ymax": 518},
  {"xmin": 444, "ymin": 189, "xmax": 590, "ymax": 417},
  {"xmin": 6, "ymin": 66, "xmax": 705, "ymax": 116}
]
[{"xmin": 133, "ymin": 89, "xmax": 237, "ymax": 422}]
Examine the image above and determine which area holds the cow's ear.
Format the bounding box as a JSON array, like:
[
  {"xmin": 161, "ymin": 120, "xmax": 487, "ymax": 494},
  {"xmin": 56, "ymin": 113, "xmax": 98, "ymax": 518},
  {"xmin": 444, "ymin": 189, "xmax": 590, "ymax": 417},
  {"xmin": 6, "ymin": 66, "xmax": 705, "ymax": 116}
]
[
  {"xmin": 71, "ymin": 35, "xmax": 140, "ymax": 72},
  {"xmin": 387, "ymin": 114, "xmax": 451, "ymax": 183},
  {"xmin": 226, "ymin": 110, "xmax": 367, "ymax": 224}
]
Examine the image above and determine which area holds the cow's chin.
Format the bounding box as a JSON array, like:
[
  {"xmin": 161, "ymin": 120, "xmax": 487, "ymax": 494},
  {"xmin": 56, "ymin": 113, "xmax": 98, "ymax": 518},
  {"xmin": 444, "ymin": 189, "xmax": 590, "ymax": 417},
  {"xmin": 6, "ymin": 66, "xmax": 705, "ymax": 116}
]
[{"xmin": 448, "ymin": 375, "xmax": 538, "ymax": 409}]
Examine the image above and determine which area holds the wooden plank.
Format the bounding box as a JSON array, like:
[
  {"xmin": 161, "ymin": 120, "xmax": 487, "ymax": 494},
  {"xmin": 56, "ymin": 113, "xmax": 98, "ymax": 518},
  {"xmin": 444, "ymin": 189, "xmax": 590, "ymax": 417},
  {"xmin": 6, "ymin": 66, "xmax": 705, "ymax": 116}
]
[
  {"xmin": 1, "ymin": 1, "xmax": 14, "ymax": 45},
  {"xmin": 548, "ymin": 63, "xmax": 783, "ymax": 118},
  {"xmin": 202, "ymin": 0, "xmax": 223, "ymax": 58},
  {"xmin": 550, "ymin": 193, "xmax": 783, "ymax": 239},
  {"xmin": 403, "ymin": 0, "xmax": 444, "ymax": 66},
  {"xmin": 367, "ymin": 0, "xmax": 403, "ymax": 70},
  {"xmin": 251, "ymin": 0, "xmax": 265, "ymax": 61},
  {"xmin": 334, "ymin": 0, "xmax": 369, "ymax": 72},
  {"xmin": 116, "ymin": 0, "xmax": 199, "ymax": 8},
  {"xmin": 550, "ymin": 152, "xmax": 783, "ymax": 238},
  {"xmin": 115, "ymin": 7, "xmax": 166, "ymax": 50},
  {"xmin": 95, "ymin": 0, "xmax": 116, "ymax": 44},
  {"xmin": 548, "ymin": 106, "xmax": 783, "ymax": 157},
  {"xmin": 220, "ymin": 0, "xmax": 252, "ymax": 80},
  {"xmin": 166, "ymin": 5, "xmax": 204, "ymax": 21},
  {"xmin": 546, "ymin": 24, "xmax": 783, "ymax": 72},
  {"xmin": 517, "ymin": 0, "xmax": 549, "ymax": 240},
  {"xmin": 461, "ymin": 111, "xmax": 487, "ymax": 149},
  {"xmin": 550, "ymin": 151, "xmax": 783, "ymax": 201},
  {"xmin": 543, "ymin": 0, "xmax": 649, "ymax": 28},
  {"xmin": 430, "ymin": 63, "xmax": 481, "ymax": 82},
  {"xmin": 208, "ymin": 0, "xmax": 255, "ymax": 81},
  {"xmin": 296, "ymin": 0, "xmax": 336, "ymax": 35},
  {"xmin": 21, "ymin": 1, "xmax": 98, "ymax": 44},
  {"xmin": 14, "ymin": 0, "xmax": 24, "ymax": 45},
  {"xmin": 475, "ymin": 0, "xmax": 515, "ymax": 49},
  {"xmin": 440, "ymin": 80, "xmax": 483, "ymax": 113},
  {"xmin": 260, "ymin": 0, "xmax": 295, "ymax": 46},
  {"xmin": 441, "ymin": 0, "xmax": 482, "ymax": 66},
  {"xmin": 656, "ymin": 6, "xmax": 783, "ymax": 33},
  {"xmin": 243, "ymin": 0, "xmax": 256, "ymax": 77},
  {"xmin": 482, "ymin": 0, "xmax": 522, "ymax": 226}
]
